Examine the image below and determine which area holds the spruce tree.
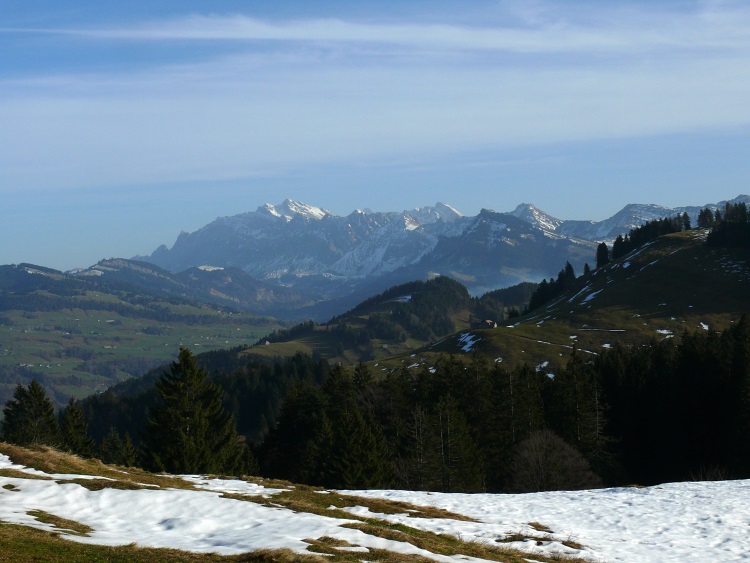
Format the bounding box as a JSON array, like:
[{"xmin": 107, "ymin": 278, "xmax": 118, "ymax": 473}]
[
  {"xmin": 434, "ymin": 395, "xmax": 483, "ymax": 492},
  {"xmin": 596, "ymin": 242, "xmax": 610, "ymax": 269},
  {"xmin": 121, "ymin": 433, "xmax": 138, "ymax": 467},
  {"xmin": 60, "ymin": 398, "xmax": 94, "ymax": 457},
  {"xmin": 313, "ymin": 364, "xmax": 393, "ymax": 488},
  {"xmin": 2, "ymin": 380, "xmax": 61, "ymax": 447},
  {"xmin": 100, "ymin": 427, "xmax": 125, "ymax": 465},
  {"xmin": 143, "ymin": 347, "xmax": 245, "ymax": 474}
]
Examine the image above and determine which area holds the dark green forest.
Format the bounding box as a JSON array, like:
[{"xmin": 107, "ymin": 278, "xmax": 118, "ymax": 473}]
[
  {"xmin": 3, "ymin": 213, "xmax": 750, "ymax": 492},
  {"xmin": 4, "ymin": 318, "xmax": 749, "ymax": 492}
]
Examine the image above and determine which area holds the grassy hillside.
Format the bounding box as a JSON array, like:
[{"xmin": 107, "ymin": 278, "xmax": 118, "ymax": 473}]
[
  {"xmin": 0, "ymin": 265, "xmax": 282, "ymax": 407},
  {"xmin": 241, "ymin": 228, "xmax": 750, "ymax": 374},
  {"xmin": 242, "ymin": 277, "xmax": 533, "ymax": 365},
  {"xmin": 402, "ymin": 229, "xmax": 749, "ymax": 372}
]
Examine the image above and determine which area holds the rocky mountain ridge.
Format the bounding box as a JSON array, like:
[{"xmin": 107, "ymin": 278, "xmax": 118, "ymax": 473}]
[{"xmin": 138, "ymin": 196, "xmax": 748, "ymax": 307}]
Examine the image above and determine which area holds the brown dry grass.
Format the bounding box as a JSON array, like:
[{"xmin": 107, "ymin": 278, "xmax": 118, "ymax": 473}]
[
  {"xmin": 27, "ymin": 510, "xmax": 93, "ymax": 537},
  {"xmin": 344, "ymin": 521, "xmax": 583, "ymax": 563},
  {"xmin": 223, "ymin": 483, "xmax": 475, "ymax": 522},
  {"xmin": 1, "ymin": 443, "xmax": 589, "ymax": 563},
  {"xmin": 55, "ymin": 478, "xmax": 147, "ymax": 491},
  {"xmin": 0, "ymin": 467, "xmax": 54, "ymax": 481},
  {"xmin": 528, "ymin": 521, "xmax": 554, "ymax": 533},
  {"xmin": 0, "ymin": 521, "xmax": 318, "ymax": 562},
  {"xmin": 0, "ymin": 442, "xmax": 195, "ymax": 490},
  {"xmin": 305, "ymin": 535, "xmax": 437, "ymax": 562}
]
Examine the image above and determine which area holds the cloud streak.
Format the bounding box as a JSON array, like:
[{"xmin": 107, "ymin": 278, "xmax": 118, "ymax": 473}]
[
  {"xmin": 2, "ymin": 2, "xmax": 750, "ymax": 195},
  {"xmin": 6, "ymin": 3, "xmax": 750, "ymax": 53}
]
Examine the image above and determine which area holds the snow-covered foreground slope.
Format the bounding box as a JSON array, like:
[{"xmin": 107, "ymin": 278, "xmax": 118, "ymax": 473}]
[
  {"xmin": 348, "ymin": 484, "xmax": 750, "ymax": 562},
  {"xmin": 2, "ymin": 452, "xmax": 749, "ymax": 562}
]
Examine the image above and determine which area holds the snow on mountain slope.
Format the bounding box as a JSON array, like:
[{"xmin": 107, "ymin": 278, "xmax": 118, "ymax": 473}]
[
  {"xmin": 257, "ymin": 199, "xmax": 331, "ymax": 222},
  {"xmin": 139, "ymin": 196, "xmax": 749, "ymax": 304},
  {"xmin": 408, "ymin": 202, "xmax": 463, "ymax": 225},
  {"xmin": 510, "ymin": 203, "xmax": 564, "ymax": 232},
  {"xmin": 556, "ymin": 195, "xmax": 750, "ymax": 241},
  {"xmin": 144, "ymin": 201, "xmax": 470, "ymax": 283},
  {"xmin": 2, "ymin": 452, "xmax": 749, "ymax": 562}
]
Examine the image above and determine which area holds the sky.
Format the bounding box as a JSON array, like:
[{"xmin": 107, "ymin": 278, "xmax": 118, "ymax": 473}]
[{"xmin": 2, "ymin": 0, "xmax": 750, "ymax": 270}]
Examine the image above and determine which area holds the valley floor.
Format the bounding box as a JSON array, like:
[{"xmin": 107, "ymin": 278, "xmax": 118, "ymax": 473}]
[{"xmin": 1, "ymin": 448, "xmax": 748, "ymax": 562}]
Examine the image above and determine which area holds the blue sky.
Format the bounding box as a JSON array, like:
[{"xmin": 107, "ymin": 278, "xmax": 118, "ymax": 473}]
[{"xmin": 2, "ymin": 0, "xmax": 750, "ymax": 270}]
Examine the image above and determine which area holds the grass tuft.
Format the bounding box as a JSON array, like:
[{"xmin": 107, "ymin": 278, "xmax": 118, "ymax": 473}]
[
  {"xmin": 0, "ymin": 521, "xmax": 315, "ymax": 562},
  {"xmin": 222, "ymin": 483, "xmax": 475, "ymax": 522},
  {"xmin": 0, "ymin": 467, "xmax": 54, "ymax": 481},
  {"xmin": 528, "ymin": 521, "xmax": 554, "ymax": 533},
  {"xmin": 27, "ymin": 510, "xmax": 93, "ymax": 537}
]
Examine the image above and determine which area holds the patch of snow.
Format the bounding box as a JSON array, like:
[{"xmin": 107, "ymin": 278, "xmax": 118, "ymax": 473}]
[
  {"xmin": 78, "ymin": 269, "xmax": 104, "ymax": 277},
  {"xmin": 180, "ymin": 476, "xmax": 286, "ymax": 497},
  {"xmin": 197, "ymin": 265, "xmax": 224, "ymax": 272},
  {"xmin": 581, "ymin": 290, "xmax": 602, "ymax": 304},
  {"xmin": 700, "ymin": 322, "xmax": 709, "ymax": 331},
  {"xmin": 348, "ymin": 480, "xmax": 750, "ymax": 563},
  {"xmin": 0, "ymin": 454, "xmax": 471, "ymax": 562},
  {"xmin": 457, "ymin": 333, "xmax": 480, "ymax": 353}
]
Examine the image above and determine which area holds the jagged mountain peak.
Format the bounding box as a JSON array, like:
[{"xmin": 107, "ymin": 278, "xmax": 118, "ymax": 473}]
[
  {"xmin": 510, "ymin": 203, "xmax": 564, "ymax": 232},
  {"xmin": 256, "ymin": 199, "xmax": 330, "ymax": 222},
  {"xmin": 408, "ymin": 202, "xmax": 463, "ymax": 225}
]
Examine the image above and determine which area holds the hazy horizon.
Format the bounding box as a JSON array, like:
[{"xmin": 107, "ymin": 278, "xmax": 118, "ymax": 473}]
[{"xmin": 3, "ymin": 1, "xmax": 750, "ymax": 270}]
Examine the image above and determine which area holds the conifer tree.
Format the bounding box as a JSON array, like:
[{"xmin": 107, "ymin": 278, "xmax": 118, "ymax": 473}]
[
  {"xmin": 143, "ymin": 347, "xmax": 245, "ymax": 474},
  {"xmin": 312, "ymin": 364, "xmax": 393, "ymax": 488},
  {"xmin": 434, "ymin": 395, "xmax": 483, "ymax": 492},
  {"xmin": 2, "ymin": 380, "xmax": 61, "ymax": 447},
  {"xmin": 121, "ymin": 433, "xmax": 138, "ymax": 467},
  {"xmin": 261, "ymin": 381, "xmax": 326, "ymax": 481},
  {"xmin": 60, "ymin": 398, "xmax": 94, "ymax": 457},
  {"xmin": 596, "ymin": 242, "xmax": 610, "ymax": 269},
  {"xmin": 100, "ymin": 427, "xmax": 125, "ymax": 465},
  {"xmin": 697, "ymin": 208, "xmax": 713, "ymax": 228}
]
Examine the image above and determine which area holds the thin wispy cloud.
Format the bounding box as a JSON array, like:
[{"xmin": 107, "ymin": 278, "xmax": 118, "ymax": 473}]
[
  {"xmin": 3, "ymin": 1, "xmax": 750, "ymax": 270},
  {"xmin": 5, "ymin": 3, "xmax": 750, "ymax": 53},
  {"xmin": 1, "ymin": 1, "xmax": 750, "ymax": 194}
]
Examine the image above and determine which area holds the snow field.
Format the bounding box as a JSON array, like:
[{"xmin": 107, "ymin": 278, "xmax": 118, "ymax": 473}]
[
  {"xmin": 4, "ymin": 451, "xmax": 750, "ymax": 562},
  {"xmin": 347, "ymin": 480, "xmax": 750, "ymax": 563}
]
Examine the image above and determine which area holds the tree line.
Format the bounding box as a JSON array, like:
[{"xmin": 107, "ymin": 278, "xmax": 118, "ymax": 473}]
[
  {"xmin": 706, "ymin": 202, "xmax": 750, "ymax": 248},
  {"xmin": 527, "ymin": 207, "xmax": 741, "ymax": 315},
  {"xmin": 5, "ymin": 317, "xmax": 749, "ymax": 491}
]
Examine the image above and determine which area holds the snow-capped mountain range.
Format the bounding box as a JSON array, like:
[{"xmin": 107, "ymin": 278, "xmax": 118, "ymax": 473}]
[{"xmin": 139, "ymin": 196, "xmax": 749, "ymax": 309}]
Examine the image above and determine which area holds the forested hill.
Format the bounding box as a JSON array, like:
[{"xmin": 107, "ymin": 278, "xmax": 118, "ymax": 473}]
[
  {"xmin": 417, "ymin": 227, "xmax": 750, "ymax": 371},
  {"xmin": 9, "ymin": 222, "xmax": 750, "ymax": 495},
  {"xmin": 0, "ymin": 262, "xmax": 282, "ymax": 408},
  {"xmin": 245, "ymin": 276, "xmax": 535, "ymax": 365}
]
